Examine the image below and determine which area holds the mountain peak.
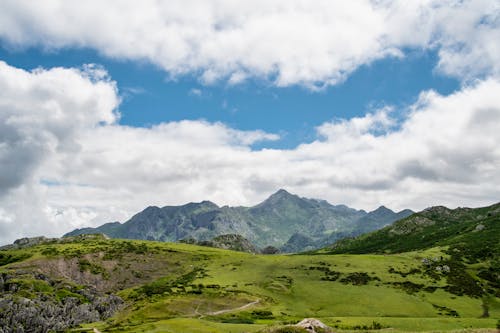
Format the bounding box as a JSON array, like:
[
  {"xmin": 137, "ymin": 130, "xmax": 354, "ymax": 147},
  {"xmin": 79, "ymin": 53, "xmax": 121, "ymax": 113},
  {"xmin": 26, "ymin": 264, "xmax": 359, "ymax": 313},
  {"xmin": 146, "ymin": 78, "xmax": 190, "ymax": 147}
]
[
  {"xmin": 262, "ymin": 189, "xmax": 299, "ymax": 203},
  {"xmin": 252, "ymin": 189, "xmax": 305, "ymax": 210},
  {"xmin": 271, "ymin": 188, "xmax": 293, "ymax": 198},
  {"xmin": 373, "ymin": 205, "xmax": 393, "ymax": 213}
]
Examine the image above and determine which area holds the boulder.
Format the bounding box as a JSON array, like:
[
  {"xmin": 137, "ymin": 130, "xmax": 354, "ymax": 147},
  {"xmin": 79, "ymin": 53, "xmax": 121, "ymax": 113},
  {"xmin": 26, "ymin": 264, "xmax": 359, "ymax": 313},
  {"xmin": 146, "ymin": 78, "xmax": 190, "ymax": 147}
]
[{"xmin": 295, "ymin": 318, "xmax": 330, "ymax": 333}]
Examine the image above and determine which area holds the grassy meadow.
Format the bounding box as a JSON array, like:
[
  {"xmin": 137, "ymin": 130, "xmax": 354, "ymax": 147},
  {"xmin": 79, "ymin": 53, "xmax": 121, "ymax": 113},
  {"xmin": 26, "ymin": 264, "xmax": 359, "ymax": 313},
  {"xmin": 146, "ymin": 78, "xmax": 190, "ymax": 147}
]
[{"xmin": 1, "ymin": 237, "xmax": 498, "ymax": 333}]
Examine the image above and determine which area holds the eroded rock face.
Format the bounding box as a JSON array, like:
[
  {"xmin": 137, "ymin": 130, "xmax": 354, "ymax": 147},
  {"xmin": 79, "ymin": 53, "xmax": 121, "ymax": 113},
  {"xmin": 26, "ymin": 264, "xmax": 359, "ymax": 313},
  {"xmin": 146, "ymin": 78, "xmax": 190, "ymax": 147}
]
[{"xmin": 0, "ymin": 273, "xmax": 123, "ymax": 333}]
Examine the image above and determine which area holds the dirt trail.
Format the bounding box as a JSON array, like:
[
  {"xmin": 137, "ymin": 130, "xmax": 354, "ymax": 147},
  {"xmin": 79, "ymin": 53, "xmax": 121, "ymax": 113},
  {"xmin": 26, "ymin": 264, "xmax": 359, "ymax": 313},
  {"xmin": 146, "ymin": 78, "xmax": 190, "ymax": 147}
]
[
  {"xmin": 195, "ymin": 299, "xmax": 260, "ymax": 317},
  {"xmin": 207, "ymin": 299, "xmax": 260, "ymax": 315}
]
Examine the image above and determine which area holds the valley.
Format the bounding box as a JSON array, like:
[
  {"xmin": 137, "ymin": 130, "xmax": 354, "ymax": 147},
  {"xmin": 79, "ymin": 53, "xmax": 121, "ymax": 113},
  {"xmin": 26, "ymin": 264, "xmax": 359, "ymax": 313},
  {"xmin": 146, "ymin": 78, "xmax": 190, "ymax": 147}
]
[{"xmin": 0, "ymin": 235, "xmax": 498, "ymax": 332}]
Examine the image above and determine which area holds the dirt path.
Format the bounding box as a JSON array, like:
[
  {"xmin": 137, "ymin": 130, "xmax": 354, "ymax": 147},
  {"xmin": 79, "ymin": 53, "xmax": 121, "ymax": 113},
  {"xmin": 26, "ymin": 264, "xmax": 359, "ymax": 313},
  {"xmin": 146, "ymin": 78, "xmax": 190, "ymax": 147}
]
[
  {"xmin": 195, "ymin": 299, "xmax": 260, "ymax": 318},
  {"xmin": 207, "ymin": 299, "xmax": 260, "ymax": 315}
]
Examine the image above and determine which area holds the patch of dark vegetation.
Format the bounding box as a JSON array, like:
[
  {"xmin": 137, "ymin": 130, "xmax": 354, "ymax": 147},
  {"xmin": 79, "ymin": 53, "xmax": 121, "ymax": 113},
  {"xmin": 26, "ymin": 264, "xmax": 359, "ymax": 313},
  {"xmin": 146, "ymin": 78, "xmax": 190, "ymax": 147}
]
[
  {"xmin": 421, "ymin": 255, "xmax": 484, "ymax": 298},
  {"xmin": 78, "ymin": 258, "xmax": 109, "ymax": 279},
  {"xmin": 333, "ymin": 321, "xmax": 385, "ymax": 330},
  {"xmin": 264, "ymin": 276, "xmax": 294, "ymax": 293},
  {"xmin": 40, "ymin": 247, "xmax": 59, "ymax": 256},
  {"xmin": 205, "ymin": 284, "xmax": 221, "ymax": 289},
  {"xmin": 308, "ymin": 265, "xmax": 341, "ymax": 281},
  {"xmin": 57, "ymin": 240, "xmax": 155, "ymax": 261},
  {"xmin": 102, "ymin": 241, "xmax": 151, "ymax": 260},
  {"xmin": 477, "ymin": 260, "xmax": 500, "ymax": 297},
  {"xmin": 276, "ymin": 275, "xmax": 293, "ymax": 285},
  {"xmin": 251, "ymin": 310, "xmax": 274, "ymax": 319},
  {"xmin": 390, "ymin": 281, "xmax": 425, "ymax": 294},
  {"xmin": 207, "ymin": 309, "xmax": 274, "ymax": 324},
  {"xmin": 432, "ymin": 304, "xmax": 460, "ymax": 317},
  {"xmin": 339, "ymin": 272, "xmax": 379, "ymax": 286},
  {"xmin": 0, "ymin": 252, "xmax": 32, "ymax": 267},
  {"xmin": 481, "ymin": 298, "xmax": 490, "ymax": 318},
  {"xmin": 443, "ymin": 259, "xmax": 483, "ymax": 298},
  {"xmin": 131, "ymin": 267, "xmax": 208, "ymax": 298},
  {"xmin": 423, "ymin": 286, "xmax": 438, "ymax": 293},
  {"xmin": 388, "ymin": 267, "xmax": 421, "ymax": 277}
]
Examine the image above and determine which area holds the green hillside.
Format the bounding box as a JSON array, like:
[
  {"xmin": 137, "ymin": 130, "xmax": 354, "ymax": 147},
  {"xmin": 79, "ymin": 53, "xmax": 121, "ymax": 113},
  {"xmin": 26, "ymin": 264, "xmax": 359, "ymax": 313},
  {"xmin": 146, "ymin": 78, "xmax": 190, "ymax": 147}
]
[
  {"xmin": 320, "ymin": 203, "xmax": 500, "ymax": 260},
  {"xmin": 1, "ymin": 234, "xmax": 498, "ymax": 333}
]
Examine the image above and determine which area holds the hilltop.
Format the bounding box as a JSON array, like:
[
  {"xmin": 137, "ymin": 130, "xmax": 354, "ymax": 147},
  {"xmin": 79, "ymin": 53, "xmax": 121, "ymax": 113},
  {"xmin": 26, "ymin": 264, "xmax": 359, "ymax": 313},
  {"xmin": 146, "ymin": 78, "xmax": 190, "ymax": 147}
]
[
  {"xmin": 322, "ymin": 202, "xmax": 500, "ymax": 259},
  {"xmin": 65, "ymin": 189, "xmax": 412, "ymax": 252}
]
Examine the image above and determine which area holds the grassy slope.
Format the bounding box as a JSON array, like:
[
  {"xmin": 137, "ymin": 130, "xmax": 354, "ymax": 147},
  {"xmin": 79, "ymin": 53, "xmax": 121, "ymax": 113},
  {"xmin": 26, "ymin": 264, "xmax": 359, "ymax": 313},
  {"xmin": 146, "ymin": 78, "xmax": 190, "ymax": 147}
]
[
  {"xmin": 1, "ymin": 237, "xmax": 498, "ymax": 333},
  {"xmin": 322, "ymin": 203, "xmax": 499, "ymax": 257}
]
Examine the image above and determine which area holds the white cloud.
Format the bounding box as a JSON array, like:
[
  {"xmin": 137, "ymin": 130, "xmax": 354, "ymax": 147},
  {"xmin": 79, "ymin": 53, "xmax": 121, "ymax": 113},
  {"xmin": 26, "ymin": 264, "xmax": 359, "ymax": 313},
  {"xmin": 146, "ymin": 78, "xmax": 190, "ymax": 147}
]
[
  {"xmin": 0, "ymin": 61, "xmax": 119, "ymax": 194},
  {"xmin": 1, "ymin": 61, "xmax": 499, "ymax": 245},
  {"xmin": 189, "ymin": 88, "xmax": 203, "ymax": 97},
  {"xmin": 0, "ymin": 1, "xmax": 499, "ymax": 88},
  {"xmin": 0, "ymin": 61, "xmax": 120, "ymax": 243}
]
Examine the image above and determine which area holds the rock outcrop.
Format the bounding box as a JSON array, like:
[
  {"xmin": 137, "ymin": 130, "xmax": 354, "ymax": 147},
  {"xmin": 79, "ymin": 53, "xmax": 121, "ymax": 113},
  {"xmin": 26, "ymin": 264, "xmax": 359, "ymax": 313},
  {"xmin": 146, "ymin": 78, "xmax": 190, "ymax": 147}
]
[
  {"xmin": 0, "ymin": 272, "xmax": 123, "ymax": 333},
  {"xmin": 295, "ymin": 318, "xmax": 331, "ymax": 333}
]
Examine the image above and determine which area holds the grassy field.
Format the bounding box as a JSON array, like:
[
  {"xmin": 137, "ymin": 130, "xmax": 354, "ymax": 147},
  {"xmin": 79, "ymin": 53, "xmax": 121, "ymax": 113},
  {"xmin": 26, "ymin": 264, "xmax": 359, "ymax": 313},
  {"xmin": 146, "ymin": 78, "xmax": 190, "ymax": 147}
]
[{"xmin": 1, "ymin": 238, "xmax": 498, "ymax": 332}]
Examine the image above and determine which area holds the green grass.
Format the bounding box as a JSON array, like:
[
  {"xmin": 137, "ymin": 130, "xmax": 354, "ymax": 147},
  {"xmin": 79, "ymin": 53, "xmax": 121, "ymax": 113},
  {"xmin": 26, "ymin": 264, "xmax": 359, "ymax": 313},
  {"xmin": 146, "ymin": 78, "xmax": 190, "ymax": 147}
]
[
  {"xmin": 1, "ymin": 237, "xmax": 498, "ymax": 333},
  {"xmin": 322, "ymin": 317, "xmax": 498, "ymax": 331}
]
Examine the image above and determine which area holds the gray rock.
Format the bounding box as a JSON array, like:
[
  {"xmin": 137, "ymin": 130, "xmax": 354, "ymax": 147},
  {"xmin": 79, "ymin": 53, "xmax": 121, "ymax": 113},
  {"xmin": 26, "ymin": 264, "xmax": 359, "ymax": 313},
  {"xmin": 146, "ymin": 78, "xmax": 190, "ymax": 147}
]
[{"xmin": 0, "ymin": 273, "xmax": 123, "ymax": 333}]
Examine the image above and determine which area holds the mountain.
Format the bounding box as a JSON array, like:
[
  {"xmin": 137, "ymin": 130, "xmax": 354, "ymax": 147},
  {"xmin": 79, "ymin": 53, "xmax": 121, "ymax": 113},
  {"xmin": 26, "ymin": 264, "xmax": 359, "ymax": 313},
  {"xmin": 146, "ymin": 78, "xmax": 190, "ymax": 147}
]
[
  {"xmin": 64, "ymin": 189, "xmax": 413, "ymax": 252},
  {"xmin": 353, "ymin": 206, "xmax": 414, "ymax": 234},
  {"xmin": 323, "ymin": 202, "xmax": 500, "ymax": 259},
  {"xmin": 280, "ymin": 232, "xmax": 316, "ymax": 253}
]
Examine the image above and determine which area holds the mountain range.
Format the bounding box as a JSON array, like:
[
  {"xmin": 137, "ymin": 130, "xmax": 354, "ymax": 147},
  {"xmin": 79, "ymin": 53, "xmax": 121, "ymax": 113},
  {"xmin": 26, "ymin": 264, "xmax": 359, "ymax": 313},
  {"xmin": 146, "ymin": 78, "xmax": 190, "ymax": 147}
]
[{"xmin": 64, "ymin": 189, "xmax": 413, "ymax": 252}]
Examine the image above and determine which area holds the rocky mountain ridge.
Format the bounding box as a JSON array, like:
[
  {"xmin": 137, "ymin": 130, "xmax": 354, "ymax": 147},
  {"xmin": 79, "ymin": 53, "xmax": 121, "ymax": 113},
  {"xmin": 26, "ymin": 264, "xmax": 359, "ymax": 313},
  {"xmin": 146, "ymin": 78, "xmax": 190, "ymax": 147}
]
[{"xmin": 65, "ymin": 189, "xmax": 413, "ymax": 252}]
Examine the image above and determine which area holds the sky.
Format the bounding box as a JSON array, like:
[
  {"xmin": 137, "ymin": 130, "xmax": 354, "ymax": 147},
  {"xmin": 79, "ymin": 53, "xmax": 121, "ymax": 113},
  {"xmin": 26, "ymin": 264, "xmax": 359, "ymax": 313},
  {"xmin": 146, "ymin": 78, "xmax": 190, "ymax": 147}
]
[{"xmin": 0, "ymin": 0, "xmax": 499, "ymax": 244}]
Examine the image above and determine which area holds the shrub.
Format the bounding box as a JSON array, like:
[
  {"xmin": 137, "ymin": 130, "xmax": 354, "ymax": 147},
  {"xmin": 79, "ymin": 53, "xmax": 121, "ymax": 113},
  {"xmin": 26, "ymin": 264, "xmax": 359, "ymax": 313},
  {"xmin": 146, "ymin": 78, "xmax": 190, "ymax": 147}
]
[
  {"xmin": 251, "ymin": 310, "xmax": 274, "ymax": 319},
  {"xmin": 339, "ymin": 272, "xmax": 375, "ymax": 285},
  {"xmin": 0, "ymin": 252, "xmax": 32, "ymax": 266}
]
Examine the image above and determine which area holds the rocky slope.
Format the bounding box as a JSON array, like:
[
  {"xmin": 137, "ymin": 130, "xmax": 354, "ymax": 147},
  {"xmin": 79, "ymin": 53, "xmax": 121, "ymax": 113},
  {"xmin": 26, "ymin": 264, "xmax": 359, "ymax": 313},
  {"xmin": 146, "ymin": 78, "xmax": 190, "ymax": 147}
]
[
  {"xmin": 180, "ymin": 234, "xmax": 258, "ymax": 253},
  {"xmin": 0, "ymin": 274, "xmax": 122, "ymax": 333},
  {"xmin": 0, "ymin": 236, "xmax": 125, "ymax": 333},
  {"xmin": 65, "ymin": 189, "xmax": 413, "ymax": 252}
]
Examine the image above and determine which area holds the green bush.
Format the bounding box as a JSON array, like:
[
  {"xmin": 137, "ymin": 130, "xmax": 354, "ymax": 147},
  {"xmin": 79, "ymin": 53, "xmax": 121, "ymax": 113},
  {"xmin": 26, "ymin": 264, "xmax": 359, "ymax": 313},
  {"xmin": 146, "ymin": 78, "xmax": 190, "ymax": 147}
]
[
  {"xmin": 40, "ymin": 247, "xmax": 59, "ymax": 256},
  {"xmin": 251, "ymin": 310, "xmax": 274, "ymax": 319},
  {"xmin": 339, "ymin": 272, "xmax": 375, "ymax": 285},
  {"xmin": 0, "ymin": 252, "xmax": 31, "ymax": 266}
]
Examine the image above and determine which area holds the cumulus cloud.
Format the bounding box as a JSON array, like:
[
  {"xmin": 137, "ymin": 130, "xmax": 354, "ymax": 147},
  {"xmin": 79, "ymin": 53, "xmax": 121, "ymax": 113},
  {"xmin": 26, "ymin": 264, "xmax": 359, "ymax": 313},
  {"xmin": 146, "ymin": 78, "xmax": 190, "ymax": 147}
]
[
  {"xmin": 0, "ymin": 0, "xmax": 499, "ymax": 88},
  {"xmin": 0, "ymin": 61, "xmax": 120, "ymax": 243},
  {"xmin": 2, "ymin": 59, "xmax": 499, "ymax": 245},
  {"xmin": 0, "ymin": 61, "xmax": 119, "ymax": 196}
]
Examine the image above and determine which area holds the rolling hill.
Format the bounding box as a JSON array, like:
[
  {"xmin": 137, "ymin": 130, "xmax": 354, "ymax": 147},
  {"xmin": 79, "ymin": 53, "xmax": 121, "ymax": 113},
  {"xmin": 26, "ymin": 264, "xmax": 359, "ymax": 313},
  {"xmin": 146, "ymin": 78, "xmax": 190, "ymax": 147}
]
[
  {"xmin": 0, "ymin": 232, "xmax": 498, "ymax": 333},
  {"xmin": 322, "ymin": 202, "xmax": 500, "ymax": 259}
]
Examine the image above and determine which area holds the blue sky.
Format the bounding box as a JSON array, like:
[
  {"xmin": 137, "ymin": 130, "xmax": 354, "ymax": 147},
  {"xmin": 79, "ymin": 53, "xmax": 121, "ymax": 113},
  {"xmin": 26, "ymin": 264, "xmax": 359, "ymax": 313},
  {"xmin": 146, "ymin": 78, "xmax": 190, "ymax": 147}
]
[
  {"xmin": 0, "ymin": 1, "xmax": 499, "ymax": 244},
  {"xmin": 0, "ymin": 46, "xmax": 459, "ymax": 149}
]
